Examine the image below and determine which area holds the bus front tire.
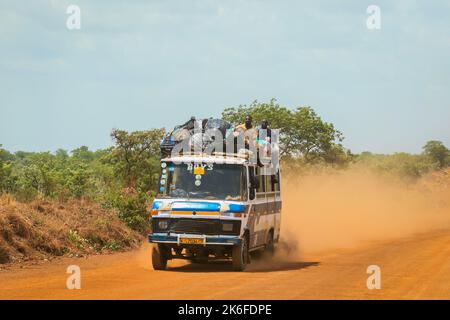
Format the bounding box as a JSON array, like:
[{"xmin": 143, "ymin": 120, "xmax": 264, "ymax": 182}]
[
  {"xmin": 232, "ymin": 238, "xmax": 249, "ymax": 271},
  {"xmin": 152, "ymin": 244, "xmax": 169, "ymax": 270}
]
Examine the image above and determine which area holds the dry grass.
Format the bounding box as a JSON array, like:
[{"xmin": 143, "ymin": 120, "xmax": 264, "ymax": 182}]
[{"xmin": 0, "ymin": 196, "xmax": 143, "ymax": 265}]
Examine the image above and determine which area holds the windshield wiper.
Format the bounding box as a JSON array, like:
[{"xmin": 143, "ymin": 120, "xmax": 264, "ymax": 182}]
[
  {"xmin": 204, "ymin": 196, "xmax": 218, "ymax": 200},
  {"xmin": 188, "ymin": 191, "xmax": 217, "ymax": 199}
]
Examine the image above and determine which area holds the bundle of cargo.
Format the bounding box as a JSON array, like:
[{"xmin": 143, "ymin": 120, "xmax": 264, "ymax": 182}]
[{"xmin": 160, "ymin": 117, "xmax": 232, "ymax": 158}]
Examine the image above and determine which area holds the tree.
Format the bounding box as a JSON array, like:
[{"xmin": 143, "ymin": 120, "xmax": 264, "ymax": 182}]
[
  {"xmin": 422, "ymin": 140, "xmax": 450, "ymax": 169},
  {"xmin": 0, "ymin": 144, "xmax": 14, "ymax": 162},
  {"xmin": 65, "ymin": 163, "xmax": 91, "ymax": 199},
  {"xmin": 110, "ymin": 129, "xmax": 165, "ymax": 189},
  {"xmin": 16, "ymin": 152, "xmax": 58, "ymax": 197},
  {"xmin": 107, "ymin": 129, "xmax": 165, "ymax": 232},
  {"xmin": 222, "ymin": 99, "xmax": 346, "ymax": 163},
  {"xmin": 55, "ymin": 149, "xmax": 69, "ymax": 161},
  {"xmin": 71, "ymin": 146, "xmax": 94, "ymax": 162}
]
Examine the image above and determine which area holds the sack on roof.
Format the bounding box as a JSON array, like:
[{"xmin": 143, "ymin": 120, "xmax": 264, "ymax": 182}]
[{"xmin": 160, "ymin": 117, "xmax": 232, "ymax": 157}]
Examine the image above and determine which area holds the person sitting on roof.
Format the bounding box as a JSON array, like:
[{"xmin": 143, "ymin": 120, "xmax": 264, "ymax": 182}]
[
  {"xmin": 257, "ymin": 119, "xmax": 272, "ymax": 158},
  {"xmin": 258, "ymin": 119, "xmax": 271, "ymax": 142},
  {"xmin": 232, "ymin": 115, "xmax": 258, "ymax": 151},
  {"xmin": 235, "ymin": 114, "xmax": 253, "ymax": 131},
  {"xmin": 233, "ymin": 115, "xmax": 258, "ymax": 138}
]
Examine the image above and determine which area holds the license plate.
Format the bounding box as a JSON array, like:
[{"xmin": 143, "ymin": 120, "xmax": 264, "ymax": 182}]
[{"xmin": 179, "ymin": 237, "xmax": 205, "ymax": 245}]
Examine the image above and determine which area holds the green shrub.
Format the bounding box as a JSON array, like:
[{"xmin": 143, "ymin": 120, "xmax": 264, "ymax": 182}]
[
  {"xmin": 67, "ymin": 229, "xmax": 88, "ymax": 250},
  {"xmin": 105, "ymin": 191, "xmax": 150, "ymax": 233},
  {"xmin": 102, "ymin": 240, "xmax": 122, "ymax": 251},
  {"xmin": 355, "ymin": 152, "xmax": 437, "ymax": 181}
]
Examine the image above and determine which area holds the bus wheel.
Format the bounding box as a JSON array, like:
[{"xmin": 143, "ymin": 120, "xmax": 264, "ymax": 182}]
[
  {"xmin": 152, "ymin": 244, "xmax": 168, "ymax": 270},
  {"xmin": 265, "ymin": 231, "xmax": 275, "ymax": 257},
  {"xmin": 232, "ymin": 237, "xmax": 249, "ymax": 271}
]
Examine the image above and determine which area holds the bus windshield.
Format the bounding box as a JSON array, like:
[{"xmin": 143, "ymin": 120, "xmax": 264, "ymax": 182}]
[{"xmin": 159, "ymin": 162, "xmax": 244, "ymax": 200}]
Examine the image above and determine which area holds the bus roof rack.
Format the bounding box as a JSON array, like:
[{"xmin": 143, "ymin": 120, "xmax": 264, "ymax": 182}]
[
  {"xmin": 164, "ymin": 151, "xmax": 274, "ymax": 168},
  {"xmin": 169, "ymin": 151, "xmax": 251, "ymax": 159}
]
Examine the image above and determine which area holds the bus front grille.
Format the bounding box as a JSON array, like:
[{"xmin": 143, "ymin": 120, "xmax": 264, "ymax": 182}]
[
  {"xmin": 152, "ymin": 218, "xmax": 240, "ymax": 236},
  {"xmin": 172, "ymin": 219, "xmax": 218, "ymax": 235}
]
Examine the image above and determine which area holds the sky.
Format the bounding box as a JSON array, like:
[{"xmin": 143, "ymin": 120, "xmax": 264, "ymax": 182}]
[{"xmin": 0, "ymin": 0, "xmax": 449, "ymax": 154}]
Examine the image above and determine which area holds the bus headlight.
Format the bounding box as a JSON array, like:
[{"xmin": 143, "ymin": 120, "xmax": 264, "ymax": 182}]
[{"xmin": 158, "ymin": 220, "xmax": 169, "ymax": 230}]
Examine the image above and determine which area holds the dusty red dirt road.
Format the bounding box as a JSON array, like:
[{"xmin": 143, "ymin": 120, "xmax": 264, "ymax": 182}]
[
  {"xmin": 1, "ymin": 229, "xmax": 449, "ymax": 300},
  {"xmin": 2, "ymin": 170, "xmax": 450, "ymax": 299}
]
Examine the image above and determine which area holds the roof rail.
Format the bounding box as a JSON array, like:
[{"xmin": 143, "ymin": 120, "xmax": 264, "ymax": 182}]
[
  {"xmin": 166, "ymin": 151, "xmax": 273, "ymax": 167},
  {"xmin": 212, "ymin": 151, "xmax": 249, "ymax": 159},
  {"xmin": 171, "ymin": 151, "xmax": 250, "ymax": 159}
]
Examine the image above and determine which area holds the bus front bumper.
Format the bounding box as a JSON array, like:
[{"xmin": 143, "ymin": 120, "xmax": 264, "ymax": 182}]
[{"xmin": 148, "ymin": 233, "xmax": 241, "ymax": 246}]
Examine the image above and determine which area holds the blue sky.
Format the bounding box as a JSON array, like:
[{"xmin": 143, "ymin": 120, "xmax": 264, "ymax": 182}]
[{"xmin": 1, "ymin": 0, "xmax": 449, "ymax": 154}]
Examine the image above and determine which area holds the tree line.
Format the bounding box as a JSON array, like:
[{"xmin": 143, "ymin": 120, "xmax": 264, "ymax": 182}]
[{"xmin": 1, "ymin": 100, "xmax": 449, "ymax": 231}]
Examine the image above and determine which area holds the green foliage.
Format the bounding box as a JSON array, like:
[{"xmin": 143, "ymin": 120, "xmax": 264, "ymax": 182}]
[
  {"xmin": 105, "ymin": 190, "xmax": 150, "ymax": 233},
  {"xmin": 109, "ymin": 128, "xmax": 165, "ymax": 189},
  {"xmin": 354, "ymin": 142, "xmax": 449, "ymax": 181},
  {"xmin": 65, "ymin": 163, "xmax": 91, "ymax": 199},
  {"xmin": 0, "ymin": 133, "xmax": 162, "ymax": 233},
  {"xmin": 102, "ymin": 240, "xmax": 122, "ymax": 251},
  {"xmin": 0, "ymin": 145, "xmax": 14, "ymax": 162},
  {"xmin": 67, "ymin": 229, "xmax": 88, "ymax": 250},
  {"xmin": 104, "ymin": 129, "xmax": 165, "ymax": 232},
  {"xmin": 422, "ymin": 140, "xmax": 450, "ymax": 169},
  {"xmin": 0, "ymin": 145, "xmax": 14, "ymax": 193},
  {"xmin": 355, "ymin": 152, "xmax": 438, "ymax": 181},
  {"xmin": 222, "ymin": 99, "xmax": 348, "ymax": 164}
]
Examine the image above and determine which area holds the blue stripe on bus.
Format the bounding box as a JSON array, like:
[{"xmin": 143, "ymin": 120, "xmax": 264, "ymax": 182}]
[
  {"xmin": 171, "ymin": 202, "xmax": 221, "ymax": 212},
  {"xmin": 152, "ymin": 201, "xmax": 247, "ymax": 213},
  {"xmin": 227, "ymin": 203, "xmax": 246, "ymax": 213}
]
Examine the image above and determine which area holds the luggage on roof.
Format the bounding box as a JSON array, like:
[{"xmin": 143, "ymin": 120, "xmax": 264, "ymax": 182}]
[{"xmin": 160, "ymin": 117, "xmax": 232, "ymax": 157}]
